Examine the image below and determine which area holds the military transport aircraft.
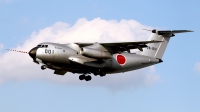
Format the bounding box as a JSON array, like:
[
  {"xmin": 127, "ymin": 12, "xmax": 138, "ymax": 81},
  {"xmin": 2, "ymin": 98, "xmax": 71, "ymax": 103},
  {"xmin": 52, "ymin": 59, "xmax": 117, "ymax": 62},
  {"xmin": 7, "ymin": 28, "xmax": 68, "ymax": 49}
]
[{"xmin": 8, "ymin": 29, "xmax": 192, "ymax": 81}]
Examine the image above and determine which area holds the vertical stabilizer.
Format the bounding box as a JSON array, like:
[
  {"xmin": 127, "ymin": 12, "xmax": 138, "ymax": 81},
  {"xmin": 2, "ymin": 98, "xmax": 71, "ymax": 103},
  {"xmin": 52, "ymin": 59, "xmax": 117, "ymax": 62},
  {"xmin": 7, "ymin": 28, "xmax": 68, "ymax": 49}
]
[{"xmin": 142, "ymin": 30, "xmax": 192, "ymax": 59}]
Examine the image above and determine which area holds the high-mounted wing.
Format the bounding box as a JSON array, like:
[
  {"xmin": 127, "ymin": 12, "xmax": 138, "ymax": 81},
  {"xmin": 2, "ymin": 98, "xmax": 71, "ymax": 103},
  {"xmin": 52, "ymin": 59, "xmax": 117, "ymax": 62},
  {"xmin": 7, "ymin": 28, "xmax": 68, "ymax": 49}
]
[{"xmin": 75, "ymin": 40, "xmax": 162, "ymax": 53}]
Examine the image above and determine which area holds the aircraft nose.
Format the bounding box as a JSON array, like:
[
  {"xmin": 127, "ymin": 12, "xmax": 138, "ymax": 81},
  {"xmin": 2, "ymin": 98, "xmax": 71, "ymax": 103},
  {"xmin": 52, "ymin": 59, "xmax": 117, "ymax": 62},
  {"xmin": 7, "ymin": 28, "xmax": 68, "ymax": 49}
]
[{"xmin": 29, "ymin": 47, "xmax": 38, "ymax": 59}]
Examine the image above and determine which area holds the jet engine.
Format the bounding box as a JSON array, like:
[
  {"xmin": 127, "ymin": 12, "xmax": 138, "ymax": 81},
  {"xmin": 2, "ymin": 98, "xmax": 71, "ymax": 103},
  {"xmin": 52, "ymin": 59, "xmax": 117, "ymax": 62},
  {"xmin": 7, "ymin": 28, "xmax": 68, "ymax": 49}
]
[{"xmin": 80, "ymin": 47, "xmax": 112, "ymax": 59}]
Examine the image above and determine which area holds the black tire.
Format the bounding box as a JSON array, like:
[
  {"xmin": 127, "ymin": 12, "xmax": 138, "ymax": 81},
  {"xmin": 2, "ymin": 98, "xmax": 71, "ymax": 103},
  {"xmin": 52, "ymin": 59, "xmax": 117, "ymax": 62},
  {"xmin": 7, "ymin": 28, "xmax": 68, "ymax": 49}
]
[
  {"xmin": 79, "ymin": 75, "xmax": 85, "ymax": 80},
  {"xmin": 85, "ymin": 75, "xmax": 92, "ymax": 81},
  {"xmin": 100, "ymin": 71, "xmax": 106, "ymax": 77},
  {"xmin": 93, "ymin": 73, "xmax": 98, "ymax": 76},
  {"xmin": 93, "ymin": 70, "xmax": 100, "ymax": 76},
  {"xmin": 41, "ymin": 65, "xmax": 46, "ymax": 70}
]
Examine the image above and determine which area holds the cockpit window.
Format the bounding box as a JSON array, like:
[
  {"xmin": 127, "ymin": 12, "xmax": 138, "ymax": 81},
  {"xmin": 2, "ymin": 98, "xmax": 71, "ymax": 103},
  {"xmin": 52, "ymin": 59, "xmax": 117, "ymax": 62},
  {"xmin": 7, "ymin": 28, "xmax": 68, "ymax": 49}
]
[{"xmin": 37, "ymin": 44, "xmax": 48, "ymax": 48}]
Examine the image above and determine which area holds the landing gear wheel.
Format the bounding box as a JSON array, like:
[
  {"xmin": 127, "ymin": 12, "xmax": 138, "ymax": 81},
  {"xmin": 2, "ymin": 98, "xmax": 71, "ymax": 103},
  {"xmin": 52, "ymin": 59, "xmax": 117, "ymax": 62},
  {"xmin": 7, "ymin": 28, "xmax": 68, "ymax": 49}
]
[
  {"xmin": 41, "ymin": 65, "xmax": 47, "ymax": 70},
  {"xmin": 79, "ymin": 75, "xmax": 85, "ymax": 80},
  {"xmin": 85, "ymin": 75, "xmax": 92, "ymax": 81},
  {"xmin": 93, "ymin": 73, "xmax": 98, "ymax": 76},
  {"xmin": 100, "ymin": 71, "xmax": 106, "ymax": 77}
]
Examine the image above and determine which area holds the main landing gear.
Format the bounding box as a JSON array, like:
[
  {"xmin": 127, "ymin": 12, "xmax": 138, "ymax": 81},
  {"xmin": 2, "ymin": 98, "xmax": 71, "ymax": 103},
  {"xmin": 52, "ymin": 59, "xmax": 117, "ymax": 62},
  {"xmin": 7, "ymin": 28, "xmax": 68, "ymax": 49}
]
[
  {"xmin": 79, "ymin": 70, "xmax": 106, "ymax": 81},
  {"xmin": 79, "ymin": 74, "xmax": 92, "ymax": 81},
  {"xmin": 99, "ymin": 71, "xmax": 106, "ymax": 77},
  {"xmin": 94, "ymin": 69, "xmax": 106, "ymax": 77}
]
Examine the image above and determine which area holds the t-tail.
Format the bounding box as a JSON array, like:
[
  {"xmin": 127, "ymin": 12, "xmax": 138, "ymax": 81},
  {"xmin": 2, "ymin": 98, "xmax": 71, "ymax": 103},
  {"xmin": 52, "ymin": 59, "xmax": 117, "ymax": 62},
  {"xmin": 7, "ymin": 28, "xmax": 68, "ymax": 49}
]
[{"xmin": 142, "ymin": 29, "xmax": 193, "ymax": 59}]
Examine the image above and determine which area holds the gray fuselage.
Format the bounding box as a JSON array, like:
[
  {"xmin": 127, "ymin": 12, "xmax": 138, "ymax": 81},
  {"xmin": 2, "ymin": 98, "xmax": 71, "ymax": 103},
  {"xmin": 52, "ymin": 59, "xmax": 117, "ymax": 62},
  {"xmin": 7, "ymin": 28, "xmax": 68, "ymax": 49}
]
[{"xmin": 34, "ymin": 42, "xmax": 161, "ymax": 74}]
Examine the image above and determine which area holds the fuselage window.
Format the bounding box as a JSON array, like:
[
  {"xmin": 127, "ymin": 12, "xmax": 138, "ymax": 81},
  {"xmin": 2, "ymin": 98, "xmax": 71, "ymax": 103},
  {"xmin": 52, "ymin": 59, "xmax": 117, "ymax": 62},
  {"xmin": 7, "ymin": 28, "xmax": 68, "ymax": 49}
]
[
  {"xmin": 45, "ymin": 45, "xmax": 48, "ymax": 48},
  {"xmin": 42, "ymin": 45, "xmax": 45, "ymax": 48},
  {"xmin": 63, "ymin": 50, "xmax": 65, "ymax": 52},
  {"xmin": 37, "ymin": 45, "xmax": 41, "ymax": 47}
]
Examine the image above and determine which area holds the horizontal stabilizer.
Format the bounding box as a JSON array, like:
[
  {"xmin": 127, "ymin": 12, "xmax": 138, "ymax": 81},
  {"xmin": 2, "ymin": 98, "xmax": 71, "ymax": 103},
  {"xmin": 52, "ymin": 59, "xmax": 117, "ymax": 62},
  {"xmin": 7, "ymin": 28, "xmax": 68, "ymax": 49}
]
[{"xmin": 152, "ymin": 30, "xmax": 193, "ymax": 35}]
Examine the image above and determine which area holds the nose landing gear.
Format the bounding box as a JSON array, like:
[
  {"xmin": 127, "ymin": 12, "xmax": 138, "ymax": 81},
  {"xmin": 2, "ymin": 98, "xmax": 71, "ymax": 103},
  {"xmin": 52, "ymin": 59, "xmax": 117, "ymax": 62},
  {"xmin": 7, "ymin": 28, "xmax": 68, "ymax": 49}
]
[{"xmin": 41, "ymin": 65, "xmax": 47, "ymax": 70}]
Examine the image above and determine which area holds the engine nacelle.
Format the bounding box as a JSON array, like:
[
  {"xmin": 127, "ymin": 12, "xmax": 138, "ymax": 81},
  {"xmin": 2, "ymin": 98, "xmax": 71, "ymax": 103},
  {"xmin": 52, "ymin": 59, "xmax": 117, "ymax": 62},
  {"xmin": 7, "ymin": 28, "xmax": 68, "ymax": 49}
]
[{"xmin": 80, "ymin": 47, "xmax": 112, "ymax": 59}]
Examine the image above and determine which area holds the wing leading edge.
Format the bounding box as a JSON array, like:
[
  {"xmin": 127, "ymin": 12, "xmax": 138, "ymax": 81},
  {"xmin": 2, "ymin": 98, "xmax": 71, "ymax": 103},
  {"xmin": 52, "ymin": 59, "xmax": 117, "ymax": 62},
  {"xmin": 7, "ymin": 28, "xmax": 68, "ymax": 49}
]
[{"xmin": 75, "ymin": 40, "xmax": 162, "ymax": 53}]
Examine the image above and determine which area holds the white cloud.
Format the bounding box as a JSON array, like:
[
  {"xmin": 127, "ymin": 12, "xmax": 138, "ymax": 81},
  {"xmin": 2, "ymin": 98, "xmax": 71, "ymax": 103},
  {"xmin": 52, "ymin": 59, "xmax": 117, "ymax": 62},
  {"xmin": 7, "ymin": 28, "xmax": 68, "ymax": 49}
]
[
  {"xmin": 0, "ymin": 44, "xmax": 3, "ymax": 54},
  {"xmin": 0, "ymin": 44, "xmax": 3, "ymax": 49},
  {"xmin": 0, "ymin": 18, "xmax": 160, "ymax": 91},
  {"xmin": 194, "ymin": 62, "xmax": 200, "ymax": 72}
]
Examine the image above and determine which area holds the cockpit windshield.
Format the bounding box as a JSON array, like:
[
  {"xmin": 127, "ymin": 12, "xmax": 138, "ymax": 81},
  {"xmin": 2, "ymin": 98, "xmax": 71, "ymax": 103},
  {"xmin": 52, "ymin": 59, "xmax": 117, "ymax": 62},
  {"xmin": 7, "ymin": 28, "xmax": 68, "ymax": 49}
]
[
  {"xmin": 37, "ymin": 45, "xmax": 42, "ymax": 47},
  {"xmin": 37, "ymin": 44, "xmax": 48, "ymax": 48}
]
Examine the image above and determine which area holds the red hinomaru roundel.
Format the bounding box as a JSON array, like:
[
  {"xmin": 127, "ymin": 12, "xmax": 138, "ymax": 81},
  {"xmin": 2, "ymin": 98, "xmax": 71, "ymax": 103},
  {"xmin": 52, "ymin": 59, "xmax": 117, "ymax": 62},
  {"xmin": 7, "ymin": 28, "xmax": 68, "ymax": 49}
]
[{"xmin": 116, "ymin": 54, "xmax": 126, "ymax": 65}]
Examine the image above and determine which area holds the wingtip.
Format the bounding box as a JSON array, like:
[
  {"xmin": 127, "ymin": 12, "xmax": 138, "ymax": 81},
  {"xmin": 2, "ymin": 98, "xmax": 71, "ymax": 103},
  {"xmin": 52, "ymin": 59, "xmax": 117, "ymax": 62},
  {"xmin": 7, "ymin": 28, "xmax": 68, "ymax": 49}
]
[{"xmin": 187, "ymin": 30, "xmax": 194, "ymax": 32}]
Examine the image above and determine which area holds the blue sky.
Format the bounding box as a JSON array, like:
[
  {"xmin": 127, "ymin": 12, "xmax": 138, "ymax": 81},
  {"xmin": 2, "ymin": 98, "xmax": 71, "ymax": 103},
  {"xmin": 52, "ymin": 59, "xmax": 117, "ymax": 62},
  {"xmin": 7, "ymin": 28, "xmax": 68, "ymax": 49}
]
[{"xmin": 0, "ymin": 0, "xmax": 200, "ymax": 112}]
